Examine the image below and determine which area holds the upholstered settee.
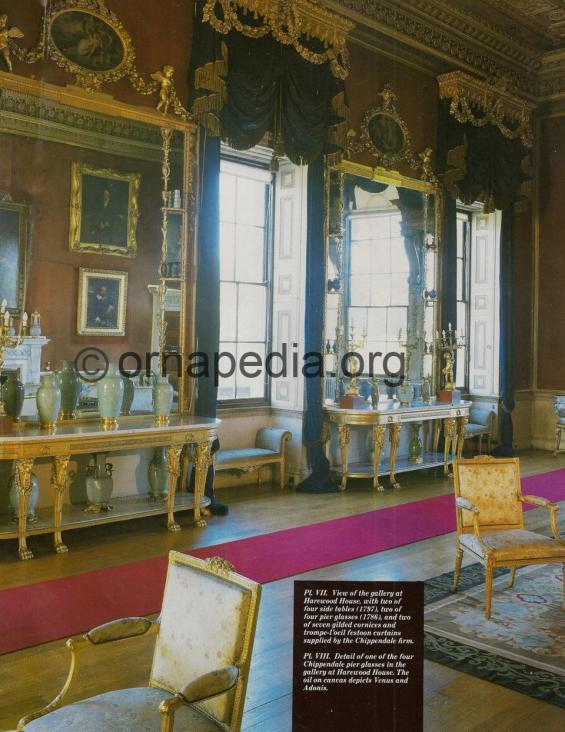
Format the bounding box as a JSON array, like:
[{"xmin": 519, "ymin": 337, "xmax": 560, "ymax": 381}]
[{"xmin": 215, "ymin": 428, "xmax": 292, "ymax": 489}]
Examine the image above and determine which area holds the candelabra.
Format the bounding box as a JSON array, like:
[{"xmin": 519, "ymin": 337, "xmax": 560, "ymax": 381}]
[
  {"xmin": 345, "ymin": 325, "xmax": 366, "ymax": 396},
  {"xmin": 435, "ymin": 324, "xmax": 464, "ymax": 391},
  {"xmin": 0, "ymin": 301, "xmax": 23, "ymax": 420}
]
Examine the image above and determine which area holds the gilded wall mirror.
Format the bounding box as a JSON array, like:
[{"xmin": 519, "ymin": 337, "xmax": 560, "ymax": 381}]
[
  {"xmin": 48, "ymin": 0, "xmax": 134, "ymax": 85},
  {"xmin": 0, "ymin": 193, "xmax": 28, "ymax": 314},
  {"xmin": 324, "ymin": 161, "xmax": 441, "ymax": 405}
]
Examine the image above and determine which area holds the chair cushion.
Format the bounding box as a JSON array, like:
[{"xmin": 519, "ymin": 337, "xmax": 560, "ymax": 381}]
[
  {"xmin": 23, "ymin": 687, "xmax": 224, "ymax": 731},
  {"xmin": 460, "ymin": 530, "xmax": 565, "ymax": 562},
  {"xmin": 465, "ymin": 423, "xmax": 489, "ymax": 436},
  {"xmin": 216, "ymin": 448, "xmax": 276, "ymax": 465}
]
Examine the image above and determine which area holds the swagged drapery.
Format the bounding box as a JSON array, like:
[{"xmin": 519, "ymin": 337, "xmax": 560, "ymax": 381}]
[
  {"xmin": 437, "ymin": 99, "xmax": 530, "ymax": 455},
  {"xmin": 188, "ymin": 0, "xmax": 351, "ymax": 492}
]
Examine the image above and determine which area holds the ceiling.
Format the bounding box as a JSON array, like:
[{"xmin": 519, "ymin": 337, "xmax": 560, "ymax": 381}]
[{"xmin": 329, "ymin": 0, "xmax": 565, "ymax": 103}]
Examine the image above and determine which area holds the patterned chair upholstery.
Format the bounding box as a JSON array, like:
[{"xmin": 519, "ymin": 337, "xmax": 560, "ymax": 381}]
[
  {"xmin": 453, "ymin": 456, "xmax": 564, "ymax": 619},
  {"xmin": 461, "ymin": 406, "xmax": 495, "ymax": 455},
  {"xmin": 17, "ymin": 552, "xmax": 261, "ymax": 732},
  {"xmin": 215, "ymin": 428, "xmax": 291, "ymax": 489}
]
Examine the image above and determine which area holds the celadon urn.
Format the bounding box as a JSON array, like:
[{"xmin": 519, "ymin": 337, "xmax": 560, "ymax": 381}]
[
  {"xmin": 97, "ymin": 364, "xmax": 124, "ymax": 429},
  {"xmin": 36, "ymin": 372, "xmax": 62, "ymax": 429},
  {"xmin": 58, "ymin": 359, "xmax": 81, "ymax": 419},
  {"xmin": 152, "ymin": 374, "xmax": 173, "ymax": 424}
]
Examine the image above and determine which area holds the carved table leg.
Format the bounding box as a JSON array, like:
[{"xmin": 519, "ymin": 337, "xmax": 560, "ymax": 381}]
[
  {"xmin": 432, "ymin": 419, "xmax": 441, "ymax": 454},
  {"xmin": 443, "ymin": 418, "xmax": 457, "ymax": 476},
  {"xmin": 389, "ymin": 423, "xmax": 402, "ymax": 490},
  {"xmin": 193, "ymin": 440, "xmax": 212, "ymax": 527},
  {"xmin": 51, "ymin": 456, "xmax": 70, "ymax": 554},
  {"xmin": 337, "ymin": 424, "xmax": 350, "ymax": 491},
  {"xmin": 15, "ymin": 458, "xmax": 34, "ymax": 560},
  {"xmin": 166, "ymin": 445, "xmax": 183, "ymax": 532},
  {"xmin": 456, "ymin": 416, "xmax": 469, "ymax": 459},
  {"xmin": 371, "ymin": 425, "xmax": 386, "ymax": 491}
]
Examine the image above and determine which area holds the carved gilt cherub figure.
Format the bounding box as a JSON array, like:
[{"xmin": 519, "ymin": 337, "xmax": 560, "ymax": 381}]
[
  {"xmin": 151, "ymin": 65, "xmax": 175, "ymax": 114},
  {"xmin": 0, "ymin": 14, "xmax": 24, "ymax": 73}
]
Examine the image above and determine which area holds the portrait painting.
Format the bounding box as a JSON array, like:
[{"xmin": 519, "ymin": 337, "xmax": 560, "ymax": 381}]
[
  {"xmin": 368, "ymin": 112, "xmax": 406, "ymax": 157},
  {"xmin": 50, "ymin": 8, "xmax": 126, "ymax": 73},
  {"xmin": 70, "ymin": 163, "xmax": 140, "ymax": 257},
  {"xmin": 77, "ymin": 268, "xmax": 127, "ymax": 336},
  {"xmin": 0, "ymin": 200, "xmax": 27, "ymax": 312}
]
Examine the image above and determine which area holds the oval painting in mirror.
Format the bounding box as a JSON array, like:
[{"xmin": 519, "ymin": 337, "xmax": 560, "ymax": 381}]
[
  {"xmin": 367, "ymin": 112, "xmax": 406, "ymax": 157},
  {"xmin": 50, "ymin": 10, "xmax": 126, "ymax": 73}
]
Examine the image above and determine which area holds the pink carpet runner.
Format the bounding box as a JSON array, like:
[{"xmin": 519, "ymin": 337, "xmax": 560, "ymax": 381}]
[{"xmin": 1, "ymin": 470, "xmax": 563, "ymax": 655}]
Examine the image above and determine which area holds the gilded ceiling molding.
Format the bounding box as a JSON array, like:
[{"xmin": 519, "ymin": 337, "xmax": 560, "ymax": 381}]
[
  {"xmin": 327, "ymin": 0, "xmax": 537, "ymax": 96},
  {"xmin": 438, "ymin": 71, "xmax": 535, "ymax": 148},
  {"xmin": 201, "ymin": 0, "xmax": 355, "ymax": 79}
]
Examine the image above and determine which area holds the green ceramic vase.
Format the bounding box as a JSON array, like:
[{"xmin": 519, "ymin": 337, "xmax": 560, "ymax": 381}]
[
  {"xmin": 36, "ymin": 373, "xmax": 62, "ymax": 429},
  {"xmin": 1, "ymin": 370, "xmax": 25, "ymax": 421},
  {"xmin": 148, "ymin": 447, "xmax": 168, "ymax": 500},
  {"xmin": 58, "ymin": 360, "xmax": 81, "ymax": 419}
]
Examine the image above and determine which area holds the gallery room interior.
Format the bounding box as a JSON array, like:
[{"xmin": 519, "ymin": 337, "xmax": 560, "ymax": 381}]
[{"xmin": 0, "ymin": 0, "xmax": 563, "ymax": 730}]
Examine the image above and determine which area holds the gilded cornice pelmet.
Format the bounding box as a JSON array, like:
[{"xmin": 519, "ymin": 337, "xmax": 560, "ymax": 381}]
[
  {"xmin": 438, "ymin": 71, "xmax": 535, "ymax": 147},
  {"xmin": 202, "ymin": 0, "xmax": 355, "ymax": 79}
]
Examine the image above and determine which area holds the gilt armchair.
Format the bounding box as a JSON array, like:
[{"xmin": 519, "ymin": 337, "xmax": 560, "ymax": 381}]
[
  {"xmin": 453, "ymin": 456, "xmax": 564, "ymax": 619},
  {"xmin": 17, "ymin": 552, "xmax": 261, "ymax": 731}
]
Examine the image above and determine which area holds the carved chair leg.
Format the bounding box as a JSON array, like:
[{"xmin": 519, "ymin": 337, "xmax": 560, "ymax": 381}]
[
  {"xmin": 279, "ymin": 461, "xmax": 285, "ymax": 490},
  {"xmin": 485, "ymin": 564, "xmax": 494, "ymax": 620},
  {"xmin": 478, "ymin": 435, "xmax": 483, "ymax": 455},
  {"xmin": 453, "ymin": 547, "xmax": 463, "ymax": 591},
  {"xmin": 508, "ymin": 567, "xmax": 517, "ymax": 589}
]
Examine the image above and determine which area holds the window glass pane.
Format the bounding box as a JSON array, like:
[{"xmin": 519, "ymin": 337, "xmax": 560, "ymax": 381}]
[
  {"xmin": 220, "ymin": 222, "xmax": 235, "ymax": 280},
  {"xmin": 370, "ymin": 274, "xmax": 391, "ymax": 306},
  {"xmin": 217, "ymin": 341, "xmax": 236, "ymax": 400},
  {"xmin": 238, "ymin": 284, "xmax": 266, "ymax": 341},
  {"xmin": 366, "ymin": 310, "xmax": 387, "ymax": 341},
  {"xmin": 389, "ymin": 239, "xmax": 409, "ymax": 272},
  {"xmin": 372, "ymin": 215, "xmax": 390, "ymax": 239},
  {"xmin": 348, "ymin": 308, "xmax": 368, "ymax": 339},
  {"xmin": 350, "ymin": 241, "xmax": 372, "ymax": 274},
  {"xmin": 390, "ymin": 215, "xmax": 402, "ymax": 238},
  {"xmin": 220, "ymin": 282, "xmax": 237, "ymax": 341},
  {"xmin": 220, "ymin": 173, "xmax": 236, "ymax": 223},
  {"xmin": 235, "ymin": 224, "xmax": 264, "ymax": 282},
  {"xmin": 350, "ymin": 274, "xmax": 372, "ymax": 306},
  {"xmin": 237, "ymin": 343, "xmax": 266, "ymax": 399},
  {"xmin": 456, "ymin": 218, "xmax": 465, "ymax": 257},
  {"xmin": 388, "ymin": 274, "xmax": 410, "ymax": 305},
  {"xmin": 236, "ymin": 178, "xmax": 266, "ymax": 226},
  {"xmin": 457, "ymin": 301, "xmax": 467, "ymax": 339},
  {"xmin": 386, "ymin": 307, "xmax": 407, "ymax": 341},
  {"xmin": 371, "ymin": 240, "xmax": 390, "ymax": 273},
  {"xmin": 350, "ymin": 217, "xmax": 373, "ymax": 241},
  {"xmin": 457, "ymin": 258, "xmax": 464, "ymax": 299}
]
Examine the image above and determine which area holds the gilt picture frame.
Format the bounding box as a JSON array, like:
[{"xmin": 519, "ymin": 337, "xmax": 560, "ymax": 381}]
[
  {"xmin": 69, "ymin": 162, "xmax": 140, "ymax": 257},
  {"xmin": 48, "ymin": 0, "xmax": 135, "ymax": 90},
  {"xmin": 77, "ymin": 267, "xmax": 127, "ymax": 336}
]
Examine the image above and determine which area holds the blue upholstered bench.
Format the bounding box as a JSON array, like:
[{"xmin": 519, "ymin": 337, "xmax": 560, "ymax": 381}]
[
  {"xmin": 215, "ymin": 428, "xmax": 292, "ymax": 489},
  {"xmin": 462, "ymin": 406, "xmax": 495, "ymax": 454}
]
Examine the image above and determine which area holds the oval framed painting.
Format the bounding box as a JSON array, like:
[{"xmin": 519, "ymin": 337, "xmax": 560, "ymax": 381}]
[
  {"xmin": 367, "ymin": 112, "xmax": 406, "ymax": 159},
  {"xmin": 48, "ymin": 1, "xmax": 133, "ymax": 86}
]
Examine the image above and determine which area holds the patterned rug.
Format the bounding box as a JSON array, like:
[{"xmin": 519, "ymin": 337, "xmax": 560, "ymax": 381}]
[{"xmin": 424, "ymin": 563, "xmax": 565, "ymax": 707}]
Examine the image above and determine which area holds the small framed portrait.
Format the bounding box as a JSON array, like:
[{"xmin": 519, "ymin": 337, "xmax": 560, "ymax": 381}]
[
  {"xmin": 367, "ymin": 112, "xmax": 406, "ymax": 158},
  {"xmin": 77, "ymin": 268, "xmax": 127, "ymax": 336},
  {"xmin": 70, "ymin": 162, "xmax": 140, "ymax": 257}
]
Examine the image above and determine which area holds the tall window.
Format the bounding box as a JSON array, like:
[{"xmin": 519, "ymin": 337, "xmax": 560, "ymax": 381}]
[
  {"xmin": 455, "ymin": 210, "xmax": 471, "ymax": 388},
  {"xmin": 346, "ymin": 211, "xmax": 408, "ymax": 366},
  {"xmin": 218, "ymin": 158, "xmax": 273, "ymax": 402}
]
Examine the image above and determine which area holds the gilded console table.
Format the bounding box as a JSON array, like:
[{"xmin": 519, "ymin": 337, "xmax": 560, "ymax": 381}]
[
  {"xmin": 0, "ymin": 415, "xmax": 219, "ymax": 560},
  {"xmin": 324, "ymin": 402, "xmax": 470, "ymax": 491}
]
